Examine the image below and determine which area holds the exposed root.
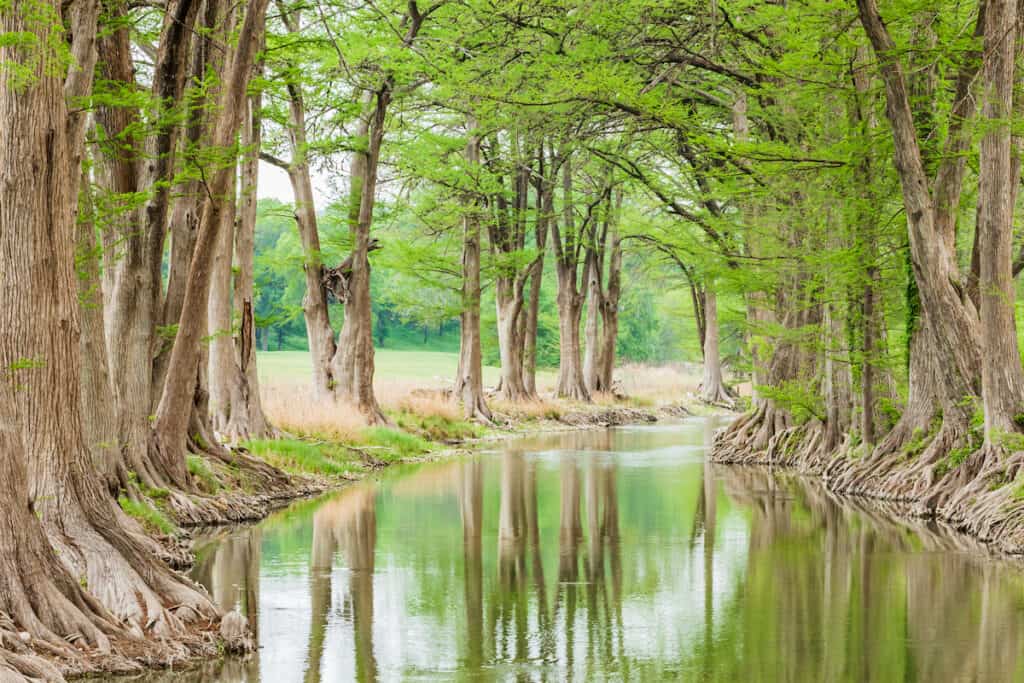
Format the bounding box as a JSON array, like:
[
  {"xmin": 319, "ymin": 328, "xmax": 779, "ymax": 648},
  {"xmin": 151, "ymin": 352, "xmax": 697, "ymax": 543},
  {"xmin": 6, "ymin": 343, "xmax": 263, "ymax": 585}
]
[{"xmin": 713, "ymin": 404, "xmax": 1024, "ymax": 554}]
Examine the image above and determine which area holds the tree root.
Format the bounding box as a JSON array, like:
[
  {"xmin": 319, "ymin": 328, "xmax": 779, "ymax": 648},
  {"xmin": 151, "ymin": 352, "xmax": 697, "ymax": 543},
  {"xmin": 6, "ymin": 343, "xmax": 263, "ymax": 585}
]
[{"xmin": 712, "ymin": 405, "xmax": 1024, "ymax": 554}]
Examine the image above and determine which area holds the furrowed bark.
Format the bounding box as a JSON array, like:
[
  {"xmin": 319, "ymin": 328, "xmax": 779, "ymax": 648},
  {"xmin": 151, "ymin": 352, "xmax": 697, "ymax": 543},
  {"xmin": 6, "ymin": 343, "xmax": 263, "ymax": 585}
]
[
  {"xmin": 154, "ymin": 0, "xmax": 272, "ymax": 481},
  {"xmin": 455, "ymin": 125, "xmax": 493, "ymax": 422},
  {"xmin": 551, "ymin": 154, "xmax": 591, "ymax": 402},
  {"xmin": 977, "ymin": 0, "xmax": 1024, "ymax": 438}
]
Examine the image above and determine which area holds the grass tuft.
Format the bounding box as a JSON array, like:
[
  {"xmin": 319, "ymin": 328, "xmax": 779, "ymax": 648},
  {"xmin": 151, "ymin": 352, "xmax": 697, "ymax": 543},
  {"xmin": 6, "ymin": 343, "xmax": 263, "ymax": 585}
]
[
  {"xmin": 245, "ymin": 438, "xmax": 363, "ymax": 476},
  {"xmin": 186, "ymin": 454, "xmax": 221, "ymax": 493},
  {"xmin": 118, "ymin": 496, "xmax": 175, "ymax": 535}
]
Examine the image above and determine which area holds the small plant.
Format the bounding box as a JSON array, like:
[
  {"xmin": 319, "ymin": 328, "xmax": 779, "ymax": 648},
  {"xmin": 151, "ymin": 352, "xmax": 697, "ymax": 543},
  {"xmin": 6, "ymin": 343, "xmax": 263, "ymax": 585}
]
[
  {"xmin": 187, "ymin": 455, "xmax": 221, "ymax": 493},
  {"xmin": 364, "ymin": 427, "xmax": 431, "ymax": 458},
  {"xmin": 118, "ymin": 496, "xmax": 176, "ymax": 536}
]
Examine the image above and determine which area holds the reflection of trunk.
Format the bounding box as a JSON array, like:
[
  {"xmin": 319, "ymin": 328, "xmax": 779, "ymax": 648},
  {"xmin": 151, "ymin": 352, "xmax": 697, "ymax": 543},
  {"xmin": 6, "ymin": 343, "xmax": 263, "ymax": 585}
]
[
  {"xmin": 459, "ymin": 459, "xmax": 484, "ymax": 669},
  {"xmin": 498, "ymin": 452, "xmax": 526, "ymax": 589},
  {"xmin": 456, "ymin": 126, "xmax": 493, "ymax": 421},
  {"xmin": 305, "ymin": 508, "xmax": 336, "ymax": 683},
  {"xmin": 555, "ymin": 456, "xmax": 582, "ymax": 677},
  {"xmin": 345, "ymin": 495, "xmax": 378, "ymax": 682}
]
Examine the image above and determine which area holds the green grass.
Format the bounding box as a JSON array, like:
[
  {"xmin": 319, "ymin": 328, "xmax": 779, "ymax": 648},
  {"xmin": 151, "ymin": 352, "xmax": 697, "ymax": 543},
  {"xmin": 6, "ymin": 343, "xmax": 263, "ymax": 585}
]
[
  {"xmin": 186, "ymin": 454, "xmax": 221, "ymax": 493},
  {"xmin": 246, "ymin": 438, "xmax": 364, "ymax": 477},
  {"xmin": 362, "ymin": 427, "xmax": 432, "ymax": 458},
  {"xmin": 391, "ymin": 410, "xmax": 484, "ymax": 442},
  {"xmin": 257, "ymin": 349, "xmax": 555, "ymax": 386},
  {"xmin": 118, "ymin": 496, "xmax": 176, "ymax": 535}
]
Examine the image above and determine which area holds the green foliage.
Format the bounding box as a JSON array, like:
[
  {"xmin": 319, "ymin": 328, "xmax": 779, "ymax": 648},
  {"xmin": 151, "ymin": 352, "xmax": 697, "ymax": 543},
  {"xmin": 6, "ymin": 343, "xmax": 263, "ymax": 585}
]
[
  {"xmin": 757, "ymin": 381, "xmax": 825, "ymax": 424},
  {"xmin": 391, "ymin": 411, "xmax": 483, "ymax": 442}
]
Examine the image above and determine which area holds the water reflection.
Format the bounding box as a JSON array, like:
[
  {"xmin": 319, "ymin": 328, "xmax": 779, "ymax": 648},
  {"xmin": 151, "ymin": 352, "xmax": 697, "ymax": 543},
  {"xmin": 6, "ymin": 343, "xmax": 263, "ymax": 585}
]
[{"xmin": 117, "ymin": 418, "xmax": 1024, "ymax": 682}]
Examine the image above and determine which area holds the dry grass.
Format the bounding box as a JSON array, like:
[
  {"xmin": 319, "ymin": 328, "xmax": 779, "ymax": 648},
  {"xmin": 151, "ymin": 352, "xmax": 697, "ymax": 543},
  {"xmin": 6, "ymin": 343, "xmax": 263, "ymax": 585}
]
[
  {"xmin": 261, "ymin": 384, "xmax": 368, "ymax": 441},
  {"xmin": 615, "ymin": 362, "xmax": 702, "ymax": 403},
  {"xmin": 491, "ymin": 397, "xmax": 565, "ymax": 421}
]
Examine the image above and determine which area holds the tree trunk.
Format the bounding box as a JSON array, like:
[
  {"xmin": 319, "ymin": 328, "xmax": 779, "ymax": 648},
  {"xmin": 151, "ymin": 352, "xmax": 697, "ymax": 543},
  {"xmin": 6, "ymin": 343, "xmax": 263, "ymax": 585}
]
[
  {"xmin": 332, "ymin": 88, "xmax": 388, "ymax": 423},
  {"xmin": 0, "ymin": 0, "xmax": 219, "ymax": 649},
  {"xmin": 582, "ymin": 243, "xmax": 604, "ymax": 394},
  {"xmin": 552, "ymin": 156, "xmax": 590, "ymax": 402},
  {"xmin": 978, "ymin": 0, "xmax": 1024, "ymax": 438},
  {"xmin": 284, "ymin": 79, "xmax": 337, "ymax": 400},
  {"xmin": 153, "ymin": 0, "xmax": 271, "ymax": 482},
  {"xmin": 227, "ymin": 79, "xmax": 273, "ymax": 440},
  {"xmin": 599, "ymin": 215, "xmax": 622, "ymax": 391},
  {"xmin": 99, "ymin": 0, "xmax": 200, "ymax": 489},
  {"xmin": 857, "ymin": 0, "xmax": 982, "ymax": 444},
  {"xmin": 522, "ymin": 164, "xmax": 550, "ymax": 397},
  {"xmin": 455, "ymin": 127, "xmax": 493, "ymax": 422},
  {"xmin": 77, "ymin": 168, "xmax": 122, "ymax": 492},
  {"xmin": 495, "ymin": 287, "xmax": 528, "ymax": 401},
  {"xmin": 208, "ymin": 159, "xmax": 238, "ymax": 433},
  {"xmin": 699, "ymin": 285, "xmax": 732, "ymax": 406}
]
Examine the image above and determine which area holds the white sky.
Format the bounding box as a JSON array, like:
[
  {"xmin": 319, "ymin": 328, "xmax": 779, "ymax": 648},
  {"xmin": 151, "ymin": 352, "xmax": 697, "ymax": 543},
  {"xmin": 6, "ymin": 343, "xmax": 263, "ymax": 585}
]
[{"xmin": 256, "ymin": 160, "xmax": 334, "ymax": 206}]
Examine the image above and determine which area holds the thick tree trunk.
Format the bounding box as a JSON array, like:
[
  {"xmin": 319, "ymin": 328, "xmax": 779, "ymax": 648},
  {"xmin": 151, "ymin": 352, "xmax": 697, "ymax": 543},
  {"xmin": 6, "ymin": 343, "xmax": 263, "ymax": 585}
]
[
  {"xmin": 99, "ymin": 0, "xmax": 200, "ymax": 490},
  {"xmin": 552, "ymin": 157, "xmax": 590, "ymax": 402},
  {"xmin": 456, "ymin": 128, "xmax": 493, "ymax": 422},
  {"xmin": 227, "ymin": 84, "xmax": 273, "ymax": 440},
  {"xmin": 522, "ymin": 170, "xmax": 550, "ymax": 397},
  {"xmin": 700, "ymin": 285, "xmax": 732, "ymax": 406},
  {"xmin": 0, "ymin": 0, "xmax": 219, "ymax": 655},
  {"xmin": 154, "ymin": 0, "xmax": 271, "ymax": 481},
  {"xmin": 582, "ymin": 245, "xmax": 604, "ymax": 394},
  {"xmin": 495, "ymin": 288, "xmax": 528, "ymax": 401},
  {"xmin": 332, "ymin": 89, "xmax": 388, "ymax": 423},
  {"xmin": 978, "ymin": 0, "xmax": 1024, "ymax": 438},
  {"xmin": 857, "ymin": 0, "xmax": 982, "ymax": 440},
  {"xmin": 208, "ymin": 163, "xmax": 238, "ymax": 432},
  {"xmin": 77, "ymin": 170, "xmax": 122, "ymax": 492}
]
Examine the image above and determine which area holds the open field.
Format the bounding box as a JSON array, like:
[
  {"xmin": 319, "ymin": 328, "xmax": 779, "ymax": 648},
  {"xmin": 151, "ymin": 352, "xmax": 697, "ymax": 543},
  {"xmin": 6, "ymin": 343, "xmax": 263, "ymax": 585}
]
[
  {"xmin": 256, "ymin": 350, "xmax": 707, "ymax": 404},
  {"xmin": 257, "ymin": 349, "xmax": 550, "ymax": 389}
]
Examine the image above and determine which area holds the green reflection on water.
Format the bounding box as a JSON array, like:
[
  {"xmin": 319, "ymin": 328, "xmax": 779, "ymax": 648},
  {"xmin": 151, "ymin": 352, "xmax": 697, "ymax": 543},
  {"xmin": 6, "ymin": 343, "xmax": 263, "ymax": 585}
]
[{"xmin": 119, "ymin": 418, "xmax": 1024, "ymax": 682}]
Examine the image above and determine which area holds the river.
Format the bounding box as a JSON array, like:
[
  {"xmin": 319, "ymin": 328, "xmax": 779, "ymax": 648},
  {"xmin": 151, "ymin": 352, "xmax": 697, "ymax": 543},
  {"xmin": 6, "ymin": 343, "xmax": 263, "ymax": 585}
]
[{"xmin": 117, "ymin": 417, "xmax": 1024, "ymax": 681}]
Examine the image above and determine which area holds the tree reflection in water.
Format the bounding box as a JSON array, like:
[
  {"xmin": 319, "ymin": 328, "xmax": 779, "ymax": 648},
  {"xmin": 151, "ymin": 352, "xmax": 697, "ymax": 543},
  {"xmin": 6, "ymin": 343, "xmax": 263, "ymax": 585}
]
[{"xmin": 121, "ymin": 420, "xmax": 1024, "ymax": 682}]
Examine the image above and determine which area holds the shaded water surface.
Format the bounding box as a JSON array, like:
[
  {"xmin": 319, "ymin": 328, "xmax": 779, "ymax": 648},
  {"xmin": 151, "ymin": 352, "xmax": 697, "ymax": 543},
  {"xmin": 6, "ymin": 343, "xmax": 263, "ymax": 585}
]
[{"xmin": 123, "ymin": 418, "xmax": 1024, "ymax": 681}]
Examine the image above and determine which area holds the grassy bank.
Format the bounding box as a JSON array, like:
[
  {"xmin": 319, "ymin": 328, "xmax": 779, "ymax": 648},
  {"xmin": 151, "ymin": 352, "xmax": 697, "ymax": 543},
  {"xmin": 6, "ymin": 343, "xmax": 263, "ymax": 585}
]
[{"xmin": 117, "ymin": 355, "xmax": 719, "ymax": 537}]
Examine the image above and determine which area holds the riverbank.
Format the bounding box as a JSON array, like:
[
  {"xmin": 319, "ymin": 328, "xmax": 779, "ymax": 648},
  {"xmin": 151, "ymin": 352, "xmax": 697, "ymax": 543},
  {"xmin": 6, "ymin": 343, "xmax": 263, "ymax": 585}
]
[
  {"xmin": 68, "ymin": 393, "xmax": 715, "ymax": 681},
  {"xmin": 712, "ymin": 411, "xmax": 1024, "ymax": 557}
]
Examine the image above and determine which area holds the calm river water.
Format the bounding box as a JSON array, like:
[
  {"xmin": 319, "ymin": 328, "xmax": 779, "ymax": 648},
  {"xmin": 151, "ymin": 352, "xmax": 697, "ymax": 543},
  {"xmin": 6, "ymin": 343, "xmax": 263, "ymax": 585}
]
[{"xmin": 120, "ymin": 417, "xmax": 1024, "ymax": 681}]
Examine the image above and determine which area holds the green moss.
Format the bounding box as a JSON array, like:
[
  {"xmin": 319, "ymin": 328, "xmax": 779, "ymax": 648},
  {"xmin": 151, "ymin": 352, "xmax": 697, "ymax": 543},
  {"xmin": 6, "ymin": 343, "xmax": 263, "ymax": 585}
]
[
  {"xmin": 186, "ymin": 455, "xmax": 221, "ymax": 493},
  {"xmin": 118, "ymin": 496, "xmax": 175, "ymax": 535}
]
